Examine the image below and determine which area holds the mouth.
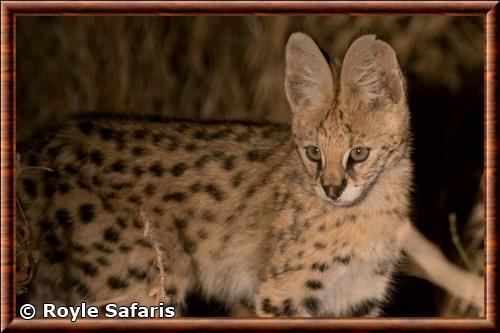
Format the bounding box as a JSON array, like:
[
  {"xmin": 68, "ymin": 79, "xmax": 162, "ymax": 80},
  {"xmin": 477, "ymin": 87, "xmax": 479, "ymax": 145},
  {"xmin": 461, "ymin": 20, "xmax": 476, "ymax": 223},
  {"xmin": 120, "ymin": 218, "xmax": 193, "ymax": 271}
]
[
  {"xmin": 314, "ymin": 186, "xmax": 354, "ymax": 206},
  {"xmin": 314, "ymin": 185, "xmax": 362, "ymax": 207},
  {"xmin": 330, "ymin": 199, "xmax": 352, "ymax": 206}
]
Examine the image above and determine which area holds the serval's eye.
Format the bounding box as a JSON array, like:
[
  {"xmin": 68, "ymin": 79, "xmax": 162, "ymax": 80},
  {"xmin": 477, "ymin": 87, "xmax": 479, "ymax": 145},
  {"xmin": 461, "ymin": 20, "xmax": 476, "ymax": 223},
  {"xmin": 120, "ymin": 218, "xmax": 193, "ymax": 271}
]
[
  {"xmin": 349, "ymin": 147, "xmax": 370, "ymax": 163},
  {"xmin": 305, "ymin": 146, "xmax": 322, "ymax": 162}
]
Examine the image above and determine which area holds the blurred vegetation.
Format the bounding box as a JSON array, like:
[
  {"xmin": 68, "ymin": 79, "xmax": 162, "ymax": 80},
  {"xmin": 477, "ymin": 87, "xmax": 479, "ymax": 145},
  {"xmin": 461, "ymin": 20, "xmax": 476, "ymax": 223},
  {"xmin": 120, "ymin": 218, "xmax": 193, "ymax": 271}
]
[{"xmin": 16, "ymin": 16, "xmax": 484, "ymax": 317}]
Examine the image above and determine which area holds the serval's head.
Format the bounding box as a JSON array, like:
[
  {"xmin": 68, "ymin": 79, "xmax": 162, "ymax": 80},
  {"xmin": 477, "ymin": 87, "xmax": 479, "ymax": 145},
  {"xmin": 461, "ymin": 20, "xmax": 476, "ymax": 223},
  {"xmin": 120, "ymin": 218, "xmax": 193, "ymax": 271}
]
[{"xmin": 285, "ymin": 33, "xmax": 411, "ymax": 206}]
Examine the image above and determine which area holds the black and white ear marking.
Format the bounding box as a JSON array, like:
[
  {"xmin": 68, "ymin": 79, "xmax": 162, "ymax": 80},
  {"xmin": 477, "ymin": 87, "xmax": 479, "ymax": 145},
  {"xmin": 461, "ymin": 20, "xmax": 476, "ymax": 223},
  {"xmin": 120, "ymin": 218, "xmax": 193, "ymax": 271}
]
[
  {"xmin": 285, "ymin": 33, "xmax": 335, "ymax": 114},
  {"xmin": 340, "ymin": 35, "xmax": 405, "ymax": 111}
]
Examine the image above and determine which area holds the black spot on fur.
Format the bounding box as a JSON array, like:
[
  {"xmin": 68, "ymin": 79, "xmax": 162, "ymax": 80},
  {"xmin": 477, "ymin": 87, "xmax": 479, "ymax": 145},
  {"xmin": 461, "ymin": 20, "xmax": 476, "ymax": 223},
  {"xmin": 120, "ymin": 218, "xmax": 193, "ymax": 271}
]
[
  {"xmin": 136, "ymin": 239, "xmax": 153, "ymax": 248},
  {"xmin": 92, "ymin": 176, "xmax": 102, "ymax": 186},
  {"xmin": 47, "ymin": 145, "xmax": 62, "ymax": 159},
  {"xmin": 225, "ymin": 214, "xmax": 236, "ymax": 225},
  {"xmin": 97, "ymin": 257, "xmax": 110, "ymax": 266},
  {"xmin": 306, "ymin": 279, "xmax": 323, "ymax": 290},
  {"xmin": 314, "ymin": 242, "xmax": 326, "ymax": 250},
  {"xmin": 345, "ymin": 214, "xmax": 357, "ymax": 223},
  {"xmin": 56, "ymin": 209, "xmax": 72, "ymax": 227},
  {"xmin": 77, "ymin": 178, "xmax": 90, "ymax": 190},
  {"xmin": 74, "ymin": 147, "xmax": 87, "ymax": 160},
  {"xmin": 311, "ymin": 262, "xmax": 329, "ymax": 272},
  {"xmin": 181, "ymin": 238, "xmax": 197, "ymax": 254},
  {"xmin": 132, "ymin": 146, "xmax": 148, "ymax": 156},
  {"xmin": 46, "ymin": 249, "xmax": 66, "ymax": 263},
  {"xmin": 107, "ymin": 275, "xmax": 129, "ymax": 289},
  {"xmin": 133, "ymin": 166, "xmax": 145, "ymax": 177},
  {"xmin": 133, "ymin": 129, "xmax": 148, "ymax": 140},
  {"xmin": 174, "ymin": 218, "xmax": 188, "ymax": 229},
  {"xmin": 261, "ymin": 127, "xmax": 275, "ymax": 139},
  {"xmin": 302, "ymin": 297, "xmax": 320, "ymax": 316},
  {"xmin": 76, "ymin": 283, "xmax": 90, "ymax": 296},
  {"xmin": 111, "ymin": 182, "xmax": 132, "ymax": 191},
  {"xmin": 194, "ymin": 155, "xmax": 211, "ymax": 169},
  {"xmin": 62, "ymin": 277, "xmax": 81, "ymax": 291},
  {"xmin": 293, "ymin": 203, "xmax": 304, "ymax": 212},
  {"xmin": 90, "ymin": 150, "xmax": 104, "ymax": 165},
  {"xmin": 190, "ymin": 182, "xmax": 202, "ymax": 193},
  {"xmin": 64, "ymin": 164, "xmax": 78, "ymax": 174},
  {"xmin": 332, "ymin": 255, "xmax": 351, "ymax": 264},
  {"xmin": 119, "ymin": 245, "xmax": 132, "ymax": 253},
  {"xmin": 165, "ymin": 287, "xmax": 177, "ymax": 296},
  {"xmin": 111, "ymin": 160, "xmax": 126, "ymax": 173},
  {"xmin": 128, "ymin": 195, "xmax": 142, "ymax": 205},
  {"xmin": 103, "ymin": 227, "xmax": 120, "ymax": 243},
  {"xmin": 58, "ymin": 182, "xmax": 71, "ymax": 194},
  {"xmin": 262, "ymin": 298, "xmax": 280, "ymax": 315},
  {"xmin": 348, "ymin": 299, "xmax": 380, "ymax": 317},
  {"xmin": 128, "ymin": 267, "xmax": 147, "ymax": 280},
  {"xmin": 78, "ymin": 204, "xmax": 95, "ymax": 223},
  {"xmin": 192, "ymin": 129, "xmax": 208, "ymax": 140},
  {"xmin": 22, "ymin": 179, "xmax": 37, "ymax": 198},
  {"xmin": 98, "ymin": 127, "xmax": 114, "ymax": 141},
  {"xmin": 175, "ymin": 123, "xmax": 189, "ymax": 133},
  {"xmin": 201, "ymin": 211, "xmax": 215, "ymax": 223},
  {"xmin": 101, "ymin": 200, "xmax": 114, "ymax": 212},
  {"xmin": 231, "ymin": 171, "xmax": 245, "ymax": 187},
  {"xmin": 151, "ymin": 133, "xmax": 165, "ymax": 144},
  {"xmin": 167, "ymin": 141, "xmax": 178, "ymax": 151},
  {"xmin": 78, "ymin": 120, "xmax": 94, "ymax": 135},
  {"xmin": 78, "ymin": 261, "xmax": 98, "ymax": 277},
  {"xmin": 93, "ymin": 242, "xmax": 113, "ymax": 254},
  {"xmin": 205, "ymin": 184, "xmax": 224, "ymax": 201},
  {"xmin": 245, "ymin": 185, "xmax": 257, "ymax": 198},
  {"xmin": 171, "ymin": 163, "xmax": 188, "ymax": 177},
  {"xmin": 38, "ymin": 219, "xmax": 54, "ymax": 229},
  {"xmin": 246, "ymin": 150, "xmax": 270, "ymax": 162},
  {"xmin": 222, "ymin": 155, "xmax": 236, "ymax": 170},
  {"xmin": 184, "ymin": 143, "xmax": 198, "ymax": 152},
  {"xmin": 44, "ymin": 233, "xmax": 60, "ymax": 247},
  {"xmin": 162, "ymin": 192, "xmax": 186, "ymax": 202},
  {"xmin": 43, "ymin": 179, "xmax": 57, "ymax": 198},
  {"xmin": 114, "ymin": 132, "xmax": 126, "ymax": 151},
  {"xmin": 153, "ymin": 207, "xmax": 164, "ymax": 216},
  {"xmin": 210, "ymin": 128, "xmax": 232, "ymax": 140},
  {"xmin": 198, "ymin": 229, "xmax": 209, "ymax": 240},
  {"xmin": 72, "ymin": 243, "xmax": 87, "ymax": 253},
  {"xmin": 116, "ymin": 217, "xmax": 128, "ymax": 229},
  {"xmin": 132, "ymin": 218, "xmax": 143, "ymax": 229},
  {"xmin": 236, "ymin": 131, "xmax": 251, "ymax": 142},
  {"xmin": 282, "ymin": 298, "xmax": 296, "ymax": 316},
  {"xmin": 143, "ymin": 183, "xmax": 156, "ymax": 196},
  {"xmin": 149, "ymin": 162, "xmax": 165, "ymax": 177}
]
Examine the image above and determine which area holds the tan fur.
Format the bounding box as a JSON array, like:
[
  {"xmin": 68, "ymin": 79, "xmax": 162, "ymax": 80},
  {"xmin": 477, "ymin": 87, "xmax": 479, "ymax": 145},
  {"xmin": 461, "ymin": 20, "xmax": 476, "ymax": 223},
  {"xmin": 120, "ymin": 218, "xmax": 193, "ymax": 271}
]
[{"xmin": 17, "ymin": 33, "xmax": 413, "ymax": 317}]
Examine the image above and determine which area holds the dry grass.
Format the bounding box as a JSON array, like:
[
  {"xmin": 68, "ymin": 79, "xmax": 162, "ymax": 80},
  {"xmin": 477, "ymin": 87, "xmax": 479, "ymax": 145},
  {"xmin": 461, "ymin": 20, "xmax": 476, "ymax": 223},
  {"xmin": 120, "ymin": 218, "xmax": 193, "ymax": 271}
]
[{"xmin": 16, "ymin": 16, "xmax": 483, "ymax": 143}]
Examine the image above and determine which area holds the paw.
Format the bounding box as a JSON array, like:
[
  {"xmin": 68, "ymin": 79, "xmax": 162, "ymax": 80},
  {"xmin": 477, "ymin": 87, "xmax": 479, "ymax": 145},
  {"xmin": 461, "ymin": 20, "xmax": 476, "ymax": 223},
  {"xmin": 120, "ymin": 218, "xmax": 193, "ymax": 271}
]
[{"xmin": 256, "ymin": 297, "xmax": 305, "ymax": 317}]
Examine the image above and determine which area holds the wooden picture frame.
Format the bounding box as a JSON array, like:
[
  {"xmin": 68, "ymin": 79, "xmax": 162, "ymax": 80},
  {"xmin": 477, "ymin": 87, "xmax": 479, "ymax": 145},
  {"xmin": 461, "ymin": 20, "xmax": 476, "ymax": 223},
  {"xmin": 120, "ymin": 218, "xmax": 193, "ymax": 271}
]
[{"xmin": 1, "ymin": 1, "xmax": 497, "ymax": 331}]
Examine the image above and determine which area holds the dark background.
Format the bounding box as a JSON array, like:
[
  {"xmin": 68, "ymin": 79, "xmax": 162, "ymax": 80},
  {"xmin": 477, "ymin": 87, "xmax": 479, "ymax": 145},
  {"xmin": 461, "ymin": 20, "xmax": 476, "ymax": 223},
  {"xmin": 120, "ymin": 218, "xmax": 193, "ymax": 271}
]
[{"xmin": 16, "ymin": 16, "xmax": 484, "ymax": 317}]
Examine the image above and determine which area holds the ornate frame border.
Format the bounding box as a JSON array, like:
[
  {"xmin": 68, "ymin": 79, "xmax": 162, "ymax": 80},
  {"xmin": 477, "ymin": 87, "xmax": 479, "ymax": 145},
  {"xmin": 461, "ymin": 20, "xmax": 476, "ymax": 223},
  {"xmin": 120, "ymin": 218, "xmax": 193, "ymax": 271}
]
[{"xmin": 1, "ymin": 1, "xmax": 497, "ymax": 331}]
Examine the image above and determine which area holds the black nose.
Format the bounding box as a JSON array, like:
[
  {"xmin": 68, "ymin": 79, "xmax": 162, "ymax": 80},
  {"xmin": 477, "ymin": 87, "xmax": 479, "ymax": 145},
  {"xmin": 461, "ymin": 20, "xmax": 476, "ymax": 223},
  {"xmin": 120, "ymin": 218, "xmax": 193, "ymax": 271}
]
[{"xmin": 322, "ymin": 184, "xmax": 344, "ymax": 200}]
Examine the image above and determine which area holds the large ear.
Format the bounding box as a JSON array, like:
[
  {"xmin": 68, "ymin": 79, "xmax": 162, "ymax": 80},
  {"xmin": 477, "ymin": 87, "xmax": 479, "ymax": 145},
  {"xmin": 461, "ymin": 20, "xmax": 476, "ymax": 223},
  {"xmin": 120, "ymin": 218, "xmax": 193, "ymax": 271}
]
[
  {"xmin": 285, "ymin": 33, "xmax": 334, "ymax": 114},
  {"xmin": 340, "ymin": 35, "xmax": 405, "ymax": 112}
]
